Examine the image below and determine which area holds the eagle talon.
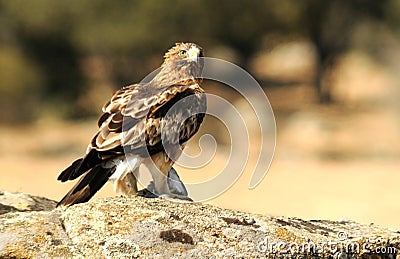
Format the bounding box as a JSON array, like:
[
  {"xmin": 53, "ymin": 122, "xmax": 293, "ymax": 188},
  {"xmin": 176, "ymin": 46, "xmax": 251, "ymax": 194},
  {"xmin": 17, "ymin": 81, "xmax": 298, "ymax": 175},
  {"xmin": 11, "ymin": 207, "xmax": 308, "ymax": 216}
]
[{"xmin": 136, "ymin": 188, "xmax": 159, "ymax": 198}]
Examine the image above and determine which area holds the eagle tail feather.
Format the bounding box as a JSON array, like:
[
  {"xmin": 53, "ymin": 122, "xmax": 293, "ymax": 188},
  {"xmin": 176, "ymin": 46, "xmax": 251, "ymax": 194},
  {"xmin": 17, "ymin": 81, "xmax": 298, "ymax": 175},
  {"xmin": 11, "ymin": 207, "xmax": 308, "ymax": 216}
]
[
  {"xmin": 57, "ymin": 150, "xmax": 102, "ymax": 182},
  {"xmin": 57, "ymin": 158, "xmax": 84, "ymax": 182},
  {"xmin": 57, "ymin": 165, "xmax": 116, "ymax": 207}
]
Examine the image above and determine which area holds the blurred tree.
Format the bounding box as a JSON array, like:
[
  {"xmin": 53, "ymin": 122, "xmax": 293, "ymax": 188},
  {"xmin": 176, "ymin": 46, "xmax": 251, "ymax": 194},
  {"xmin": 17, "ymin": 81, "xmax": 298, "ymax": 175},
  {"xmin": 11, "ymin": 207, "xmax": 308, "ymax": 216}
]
[
  {"xmin": 0, "ymin": 0, "xmax": 83, "ymax": 120},
  {"xmin": 0, "ymin": 46, "xmax": 44, "ymax": 122},
  {"xmin": 0, "ymin": 0, "xmax": 396, "ymax": 122},
  {"xmin": 303, "ymin": 0, "xmax": 388, "ymax": 103}
]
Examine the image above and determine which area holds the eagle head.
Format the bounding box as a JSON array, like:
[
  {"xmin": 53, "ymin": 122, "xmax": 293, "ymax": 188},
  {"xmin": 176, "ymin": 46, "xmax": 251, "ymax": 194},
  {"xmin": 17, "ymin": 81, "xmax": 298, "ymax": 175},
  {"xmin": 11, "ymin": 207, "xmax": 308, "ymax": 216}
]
[
  {"xmin": 153, "ymin": 43, "xmax": 204, "ymax": 86},
  {"xmin": 163, "ymin": 42, "xmax": 204, "ymax": 66}
]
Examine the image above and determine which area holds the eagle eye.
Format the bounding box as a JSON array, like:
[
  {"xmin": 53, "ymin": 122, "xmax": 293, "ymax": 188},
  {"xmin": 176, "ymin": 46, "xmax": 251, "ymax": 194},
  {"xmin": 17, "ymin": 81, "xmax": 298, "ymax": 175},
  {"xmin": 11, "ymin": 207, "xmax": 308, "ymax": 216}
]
[{"xmin": 178, "ymin": 49, "xmax": 187, "ymax": 57}]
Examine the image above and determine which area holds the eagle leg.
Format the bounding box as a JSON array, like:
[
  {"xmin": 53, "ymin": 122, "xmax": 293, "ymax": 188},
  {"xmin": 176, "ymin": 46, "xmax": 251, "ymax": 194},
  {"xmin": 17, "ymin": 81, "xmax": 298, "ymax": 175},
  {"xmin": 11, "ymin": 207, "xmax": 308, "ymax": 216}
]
[
  {"xmin": 136, "ymin": 188, "xmax": 158, "ymax": 198},
  {"xmin": 144, "ymin": 152, "xmax": 173, "ymax": 195},
  {"xmin": 119, "ymin": 171, "xmax": 138, "ymax": 195},
  {"xmin": 166, "ymin": 167, "xmax": 189, "ymax": 197},
  {"xmin": 137, "ymin": 166, "xmax": 192, "ymax": 201},
  {"xmin": 163, "ymin": 167, "xmax": 193, "ymax": 201},
  {"xmin": 109, "ymin": 155, "xmax": 140, "ymax": 195}
]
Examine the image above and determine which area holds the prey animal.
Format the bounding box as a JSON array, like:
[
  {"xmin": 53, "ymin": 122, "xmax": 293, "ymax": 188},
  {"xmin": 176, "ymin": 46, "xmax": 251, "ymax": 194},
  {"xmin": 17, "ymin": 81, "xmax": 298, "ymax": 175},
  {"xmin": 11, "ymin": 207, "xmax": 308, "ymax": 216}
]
[{"xmin": 57, "ymin": 43, "xmax": 206, "ymax": 206}]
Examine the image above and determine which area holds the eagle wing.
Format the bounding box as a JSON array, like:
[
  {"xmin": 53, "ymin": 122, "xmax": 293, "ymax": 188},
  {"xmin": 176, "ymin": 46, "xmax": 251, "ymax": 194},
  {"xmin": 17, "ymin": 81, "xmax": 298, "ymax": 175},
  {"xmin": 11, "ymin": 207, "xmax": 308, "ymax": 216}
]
[{"xmin": 58, "ymin": 81, "xmax": 205, "ymax": 182}]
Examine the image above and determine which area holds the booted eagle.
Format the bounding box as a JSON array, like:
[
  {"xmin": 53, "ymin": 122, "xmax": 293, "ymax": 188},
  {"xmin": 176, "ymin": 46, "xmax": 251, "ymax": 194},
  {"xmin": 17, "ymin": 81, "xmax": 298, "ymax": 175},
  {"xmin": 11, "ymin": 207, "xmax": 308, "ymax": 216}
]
[{"xmin": 57, "ymin": 43, "xmax": 206, "ymax": 206}]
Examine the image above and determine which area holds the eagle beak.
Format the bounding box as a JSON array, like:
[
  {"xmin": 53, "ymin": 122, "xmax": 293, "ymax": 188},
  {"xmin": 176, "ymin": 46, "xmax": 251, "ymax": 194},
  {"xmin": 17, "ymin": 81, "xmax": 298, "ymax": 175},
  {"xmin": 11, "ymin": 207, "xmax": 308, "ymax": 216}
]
[{"xmin": 187, "ymin": 47, "xmax": 200, "ymax": 62}]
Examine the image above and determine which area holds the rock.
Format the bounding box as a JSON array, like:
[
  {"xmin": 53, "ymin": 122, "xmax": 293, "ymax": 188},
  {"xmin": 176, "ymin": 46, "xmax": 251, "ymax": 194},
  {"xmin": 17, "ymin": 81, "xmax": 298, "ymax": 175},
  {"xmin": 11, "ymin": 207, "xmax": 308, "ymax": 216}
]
[
  {"xmin": 0, "ymin": 191, "xmax": 56, "ymax": 214},
  {"xmin": 0, "ymin": 192, "xmax": 399, "ymax": 258},
  {"xmin": 0, "ymin": 210, "xmax": 81, "ymax": 257}
]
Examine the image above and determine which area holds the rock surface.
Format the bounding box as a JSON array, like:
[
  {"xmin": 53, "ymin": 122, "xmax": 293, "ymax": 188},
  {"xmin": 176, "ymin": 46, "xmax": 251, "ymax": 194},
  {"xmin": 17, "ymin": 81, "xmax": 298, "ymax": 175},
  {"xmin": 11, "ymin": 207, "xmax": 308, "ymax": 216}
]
[{"xmin": 0, "ymin": 191, "xmax": 399, "ymax": 258}]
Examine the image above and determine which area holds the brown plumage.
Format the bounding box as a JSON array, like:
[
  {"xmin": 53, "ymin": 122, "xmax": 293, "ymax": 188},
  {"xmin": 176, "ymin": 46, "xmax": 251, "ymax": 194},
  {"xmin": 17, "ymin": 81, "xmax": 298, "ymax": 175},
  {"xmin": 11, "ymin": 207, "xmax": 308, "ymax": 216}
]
[{"xmin": 57, "ymin": 43, "xmax": 206, "ymax": 206}]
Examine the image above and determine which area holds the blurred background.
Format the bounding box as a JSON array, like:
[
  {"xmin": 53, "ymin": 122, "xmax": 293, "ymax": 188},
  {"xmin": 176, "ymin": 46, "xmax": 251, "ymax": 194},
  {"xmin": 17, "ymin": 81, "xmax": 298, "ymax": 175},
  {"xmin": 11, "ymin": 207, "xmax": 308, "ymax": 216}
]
[{"xmin": 0, "ymin": 0, "xmax": 399, "ymax": 228}]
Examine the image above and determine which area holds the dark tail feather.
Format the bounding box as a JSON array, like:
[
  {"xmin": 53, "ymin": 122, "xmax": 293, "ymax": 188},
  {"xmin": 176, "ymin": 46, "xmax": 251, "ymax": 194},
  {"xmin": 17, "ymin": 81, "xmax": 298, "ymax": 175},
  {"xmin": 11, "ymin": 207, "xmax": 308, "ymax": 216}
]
[
  {"xmin": 57, "ymin": 158, "xmax": 84, "ymax": 182},
  {"xmin": 57, "ymin": 150, "xmax": 102, "ymax": 182},
  {"xmin": 57, "ymin": 165, "xmax": 116, "ymax": 207}
]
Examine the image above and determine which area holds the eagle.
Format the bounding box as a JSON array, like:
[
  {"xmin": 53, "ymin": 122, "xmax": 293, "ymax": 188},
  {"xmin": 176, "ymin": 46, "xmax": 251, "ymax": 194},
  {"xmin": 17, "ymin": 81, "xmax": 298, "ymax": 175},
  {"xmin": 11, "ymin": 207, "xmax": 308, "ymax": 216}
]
[{"xmin": 57, "ymin": 43, "xmax": 206, "ymax": 206}]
